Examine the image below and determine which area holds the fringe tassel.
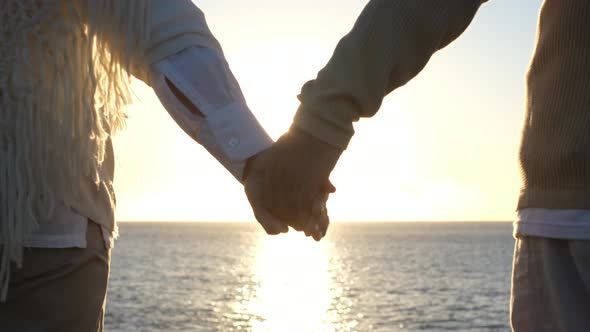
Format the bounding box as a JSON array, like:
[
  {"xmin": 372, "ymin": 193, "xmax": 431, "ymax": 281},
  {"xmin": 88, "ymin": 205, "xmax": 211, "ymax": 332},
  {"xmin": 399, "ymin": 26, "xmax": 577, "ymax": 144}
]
[{"xmin": 0, "ymin": 0, "xmax": 150, "ymax": 301}]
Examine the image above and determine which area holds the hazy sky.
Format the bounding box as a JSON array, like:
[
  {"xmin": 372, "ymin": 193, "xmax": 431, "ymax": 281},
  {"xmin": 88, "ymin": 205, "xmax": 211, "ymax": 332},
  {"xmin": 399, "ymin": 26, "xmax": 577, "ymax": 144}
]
[{"xmin": 114, "ymin": 0, "xmax": 545, "ymax": 222}]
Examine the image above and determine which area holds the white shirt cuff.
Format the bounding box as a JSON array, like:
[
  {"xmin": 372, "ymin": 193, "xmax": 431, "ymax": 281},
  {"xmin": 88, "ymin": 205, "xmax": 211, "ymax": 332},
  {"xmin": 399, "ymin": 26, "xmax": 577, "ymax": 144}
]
[{"xmin": 150, "ymin": 46, "xmax": 273, "ymax": 181}]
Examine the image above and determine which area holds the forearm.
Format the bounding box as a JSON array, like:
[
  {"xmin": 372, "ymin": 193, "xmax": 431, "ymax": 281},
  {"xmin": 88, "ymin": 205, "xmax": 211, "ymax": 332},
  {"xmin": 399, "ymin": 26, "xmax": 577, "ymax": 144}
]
[{"xmin": 294, "ymin": 0, "xmax": 485, "ymax": 149}]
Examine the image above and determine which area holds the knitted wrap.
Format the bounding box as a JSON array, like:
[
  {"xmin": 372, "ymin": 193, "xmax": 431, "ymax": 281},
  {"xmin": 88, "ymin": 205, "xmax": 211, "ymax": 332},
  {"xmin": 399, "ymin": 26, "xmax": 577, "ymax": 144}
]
[{"xmin": 0, "ymin": 0, "xmax": 151, "ymax": 300}]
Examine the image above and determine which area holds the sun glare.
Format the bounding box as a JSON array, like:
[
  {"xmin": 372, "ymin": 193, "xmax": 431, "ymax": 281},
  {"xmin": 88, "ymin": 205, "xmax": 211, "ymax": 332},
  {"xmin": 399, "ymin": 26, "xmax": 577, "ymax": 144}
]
[{"xmin": 240, "ymin": 232, "xmax": 339, "ymax": 332}]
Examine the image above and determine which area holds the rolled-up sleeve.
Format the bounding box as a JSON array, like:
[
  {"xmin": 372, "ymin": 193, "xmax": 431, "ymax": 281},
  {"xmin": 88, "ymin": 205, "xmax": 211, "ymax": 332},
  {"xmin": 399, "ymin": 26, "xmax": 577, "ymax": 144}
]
[{"xmin": 150, "ymin": 46, "xmax": 273, "ymax": 181}]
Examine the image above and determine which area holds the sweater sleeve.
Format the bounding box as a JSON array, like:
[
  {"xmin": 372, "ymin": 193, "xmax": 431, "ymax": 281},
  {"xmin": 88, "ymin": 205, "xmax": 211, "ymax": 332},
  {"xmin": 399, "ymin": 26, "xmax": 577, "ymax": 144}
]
[
  {"xmin": 293, "ymin": 0, "xmax": 486, "ymax": 149},
  {"xmin": 145, "ymin": 0, "xmax": 223, "ymax": 65},
  {"xmin": 82, "ymin": 0, "xmax": 220, "ymax": 83}
]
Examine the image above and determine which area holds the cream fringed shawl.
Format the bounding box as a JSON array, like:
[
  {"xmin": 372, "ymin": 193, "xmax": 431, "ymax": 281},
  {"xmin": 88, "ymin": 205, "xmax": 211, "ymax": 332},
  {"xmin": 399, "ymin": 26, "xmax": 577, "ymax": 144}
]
[{"xmin": 0, "ymin": 0, "xmax": 151, "ymax": 300}]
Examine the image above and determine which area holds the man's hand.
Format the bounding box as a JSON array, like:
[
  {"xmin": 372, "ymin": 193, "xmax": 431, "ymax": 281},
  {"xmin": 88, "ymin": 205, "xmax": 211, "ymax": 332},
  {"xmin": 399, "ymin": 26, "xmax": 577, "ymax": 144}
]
[{"xmin": 243, "ymin": 127, "xmax": 343, "ymax": 239}]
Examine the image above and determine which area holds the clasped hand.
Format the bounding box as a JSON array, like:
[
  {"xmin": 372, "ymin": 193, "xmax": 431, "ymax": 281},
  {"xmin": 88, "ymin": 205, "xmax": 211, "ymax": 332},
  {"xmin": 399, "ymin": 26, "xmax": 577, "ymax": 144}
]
[{"xmin": 243, "ymin": 127, "xmax": 342, "ymax": 241}]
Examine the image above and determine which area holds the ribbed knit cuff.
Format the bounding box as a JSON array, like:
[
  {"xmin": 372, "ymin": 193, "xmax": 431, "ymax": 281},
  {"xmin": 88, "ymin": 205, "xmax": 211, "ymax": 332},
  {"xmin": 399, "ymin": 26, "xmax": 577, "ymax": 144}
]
[
  {"xmin": 518, "ymin": 189, "xmax": 590, "ymax": 210},
  {"xmin": 293, "ymin": 104, "xmax": 355, "ymax": 150}
]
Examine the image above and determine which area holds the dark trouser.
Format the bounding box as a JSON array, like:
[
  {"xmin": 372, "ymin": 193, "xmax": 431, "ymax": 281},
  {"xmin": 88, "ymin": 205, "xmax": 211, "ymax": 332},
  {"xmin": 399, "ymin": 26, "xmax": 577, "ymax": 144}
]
[
  {"xmin": 0, "ymin": 222, "xmax": 110, "ymax": 332},
  {"xmin": 511, "ymin": 237, "xmax": 590, "ymax": 332}
]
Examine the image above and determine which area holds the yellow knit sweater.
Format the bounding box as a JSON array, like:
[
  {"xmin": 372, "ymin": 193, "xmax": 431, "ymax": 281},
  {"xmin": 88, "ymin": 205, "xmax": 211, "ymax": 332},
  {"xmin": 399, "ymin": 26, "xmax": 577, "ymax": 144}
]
[{"xmin": 293, "ymin": 0, "xmax": 590, "ymax": 210}]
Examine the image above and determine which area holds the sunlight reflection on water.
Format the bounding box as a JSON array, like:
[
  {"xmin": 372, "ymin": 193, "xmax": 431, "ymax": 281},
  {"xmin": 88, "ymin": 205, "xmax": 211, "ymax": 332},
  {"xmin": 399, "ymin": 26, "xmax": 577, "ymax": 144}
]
[
  {"xmin": 106, "ymin": 223, "xmax": 513, "ymax": 332},
  {"xmin": 237, "ymin": 231, "xmax": 348, "ymax": 332}
]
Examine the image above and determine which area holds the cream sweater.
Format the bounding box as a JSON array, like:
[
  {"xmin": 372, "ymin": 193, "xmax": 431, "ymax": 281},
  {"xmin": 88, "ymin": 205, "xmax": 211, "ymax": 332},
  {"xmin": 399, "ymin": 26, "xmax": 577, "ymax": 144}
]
[
  {"xmin": 0, "ymin": 0, "xmax": 224, "ymax": 299},
  {"xmin": 75, "ymin": 0, "xmax": 224, "ymax": 233}
]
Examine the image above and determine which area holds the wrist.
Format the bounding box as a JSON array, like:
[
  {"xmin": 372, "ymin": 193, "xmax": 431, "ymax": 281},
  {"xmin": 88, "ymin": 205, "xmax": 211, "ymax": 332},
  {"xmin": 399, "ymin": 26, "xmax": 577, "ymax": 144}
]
[
  {"xmin": 293, "ymin": 105, "xmax": 354, "ymax": 150},
  {"xmin": 243, "ymin": 151, "xmax": 262, "ymax": 183},
  {"xmin": 283, "ymin": 126, "xmax": 344, "ymax": 176}
]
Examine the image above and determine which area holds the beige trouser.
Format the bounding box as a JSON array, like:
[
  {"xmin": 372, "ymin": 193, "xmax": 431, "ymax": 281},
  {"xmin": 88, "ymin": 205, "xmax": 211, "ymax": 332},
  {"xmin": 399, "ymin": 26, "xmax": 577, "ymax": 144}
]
[
  {"xmin": 0, "ymin": 222, "xmax": 110, "ymax": 332},
  {"xmin": 511, "ymin": 237, "xmax": 590, "ymax": 332}
]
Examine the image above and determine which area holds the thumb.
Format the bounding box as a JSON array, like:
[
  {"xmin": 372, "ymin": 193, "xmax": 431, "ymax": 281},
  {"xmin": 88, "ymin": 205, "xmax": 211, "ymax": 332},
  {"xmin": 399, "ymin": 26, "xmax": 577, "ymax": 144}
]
[
  {"xmin": 322, "ymin": 180, "xmax": 336, "ymax": 194},
  {"xmin": 253, "ymin": 206, "xmax": 289, "ymax": 235}
]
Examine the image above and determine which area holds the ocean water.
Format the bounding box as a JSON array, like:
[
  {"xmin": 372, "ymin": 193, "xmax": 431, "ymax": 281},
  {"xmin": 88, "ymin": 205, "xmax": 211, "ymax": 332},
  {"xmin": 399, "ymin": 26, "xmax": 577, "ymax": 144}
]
[{"xmin": 105, "ymin": 222, "xmax": 514, "ymax": 332}]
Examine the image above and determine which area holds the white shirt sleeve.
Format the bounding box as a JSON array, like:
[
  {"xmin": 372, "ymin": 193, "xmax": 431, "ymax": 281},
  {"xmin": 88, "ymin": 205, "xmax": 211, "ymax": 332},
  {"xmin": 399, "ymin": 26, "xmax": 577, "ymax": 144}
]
[{"xmin": 150, "ymin": 46, "xmax": 273, "ymax": 182}]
